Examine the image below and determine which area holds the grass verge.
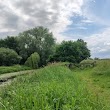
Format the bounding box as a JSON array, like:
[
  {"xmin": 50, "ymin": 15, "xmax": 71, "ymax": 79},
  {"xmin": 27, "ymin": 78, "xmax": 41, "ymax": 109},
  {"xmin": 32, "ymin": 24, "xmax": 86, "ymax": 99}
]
[{"xmin": 0, "ymin": 65, "xmax": 31, "ymax": 75}]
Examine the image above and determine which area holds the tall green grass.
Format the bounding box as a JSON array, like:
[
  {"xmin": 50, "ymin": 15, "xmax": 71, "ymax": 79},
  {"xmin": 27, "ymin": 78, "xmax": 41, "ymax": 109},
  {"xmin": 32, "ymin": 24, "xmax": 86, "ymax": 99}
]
[
  {"xmin": 0, "ymin": 65, "xmax": 31, "ymax": 75},
  {"xmin": 93, "ymin": 60, "xmax": 110, "ymax": 76},
  {"xmin": 75, "ymin": 59, "xmax": 110, "ymax": 108},
  {"xmin": 0, "ymin": 64, "xmax": 106, "ymax": 110}
]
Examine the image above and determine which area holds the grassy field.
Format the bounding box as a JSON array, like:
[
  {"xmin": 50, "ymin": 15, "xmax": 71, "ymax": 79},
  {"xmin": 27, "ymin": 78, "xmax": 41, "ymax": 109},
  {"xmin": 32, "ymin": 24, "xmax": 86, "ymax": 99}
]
[
  {"xmin": 0, "ymin": 65, "xmax": 32, "ymax": 75},
  {"xmin": 0, "ymin": 60, "xmax": 110, "ymax": 109},
  {"xmin": 0, "ymin": 63, "xmax": 108, "ymax": 110},
  {"xmin": 75, "ymin": 59, "xmax": 110, "ymax": 109}
]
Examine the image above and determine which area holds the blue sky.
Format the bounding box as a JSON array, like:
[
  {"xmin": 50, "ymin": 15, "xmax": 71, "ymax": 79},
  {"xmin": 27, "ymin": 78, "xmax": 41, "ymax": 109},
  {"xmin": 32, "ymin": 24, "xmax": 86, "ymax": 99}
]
[
  {"xmin": 0, "ymin": 0, "xmax": 110, "ymax": 58},
  {"xmin": 62, "ymin": 15, "xmax": 106, "ymax": 38},
  {"xmin": 63, "ymin": 0, "xmax": 110, "ymax": 38},
  {"xmin": 61, "ymin": 0, "xmax": 110, "ymax": 58}
]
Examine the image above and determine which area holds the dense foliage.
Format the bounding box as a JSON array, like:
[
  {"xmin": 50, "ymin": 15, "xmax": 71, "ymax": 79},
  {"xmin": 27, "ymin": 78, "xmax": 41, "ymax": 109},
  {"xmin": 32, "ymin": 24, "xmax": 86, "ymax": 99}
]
[
  {"xmin": 48, "ymin": 39, "xmax": 90, "ymax": 63},
  {"xmin": 0, "ymin": 27, "xmax": 55, "ymax": 66},
  {"xmin": 0, "ymin": 48, "xmax": 21, "ymax": 66},
  {"xmin": 25, "ymin": 52, "xmax": 40, "ymax": 69},
  {"xmin": 0, "ymin": 26, "xmax": 91, "ymax": 66},
  {"xmin": 0, "ymin": 36, "xmax": 19, "ymax": 53},
  {"xmin": 17, "ymin": 26, "xmax": 55, "ymax": 65}
]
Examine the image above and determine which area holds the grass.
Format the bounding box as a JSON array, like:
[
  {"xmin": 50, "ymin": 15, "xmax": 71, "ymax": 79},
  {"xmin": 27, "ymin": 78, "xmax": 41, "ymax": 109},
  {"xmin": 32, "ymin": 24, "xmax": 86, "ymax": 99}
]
[
  {"xmin": 93, "ymin": 59, "xmax": 110, "ymax": 76},
  {"xmin": 0, "ymin": 65, "xmax": 32, "ymax": 75},
  {"xmin": 74, "ymin": 59, "xmax": 110, "ymax": 109},
  {"xmin": 0, "ymin": 64, "xmax": 107, "ymax": 110}
]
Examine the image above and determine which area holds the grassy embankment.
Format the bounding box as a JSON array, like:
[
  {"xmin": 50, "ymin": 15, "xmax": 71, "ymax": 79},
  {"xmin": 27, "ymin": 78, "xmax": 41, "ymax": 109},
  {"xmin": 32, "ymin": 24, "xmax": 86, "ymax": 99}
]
[
  {"xmin": 0, "ymin": 63, "xmax": 108, "ymax": 110},
  {"xmin": 75, "ymin": 59, "xmax": 110, "ymax": 109},
  {"xmin": 0, "ymin": 65, "xmax": 31, "ymax": 75}
]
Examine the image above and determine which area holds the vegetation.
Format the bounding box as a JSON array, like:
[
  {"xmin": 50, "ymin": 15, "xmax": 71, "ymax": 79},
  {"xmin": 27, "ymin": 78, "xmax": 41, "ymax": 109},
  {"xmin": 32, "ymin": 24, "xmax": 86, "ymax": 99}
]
[
  {"xmin": 0, "ymin": 26, "xmax": 56, "ymax": 66},
  {"xmin": 48, "ymin": 39, "xmax": 90, "ymax": 63},
  {"xmin": 17, "ymin": 26, "xmax": 56, "ymax": 65},
  {"xmin": 0, "ymin": 64, "xmax": 106, "ymax": 110},
  {"xmin": 0, "ymin": 48, "xmax": 21, "ymax": 66},
  {"xmin": 0, "ymin": 36, "xmax": 19, "ymax": 53},
  {"xmin": 0, "ymin": 65, "xmax": 31, "ymax": 74},
  {"xmin": 0, "ymin": 26, "xmax": 109, "ymax": 109},
  {"xmin": 25, "ymin": 52, "xmax": 40, "ymax": 69},
  {"xmin": 0, "ymin": 27, "xmax": 90, "ymax": 67},
  {"xmin": 74, "ymin": 59, "xmax": 110, "ymax": 108},
  {"xmin": 93, "ymin": 59, "xmax": 110, "ymax": 76},
  {"xmin": 80, "ymin": 59, "xmax": 96, "ymax": 68}
]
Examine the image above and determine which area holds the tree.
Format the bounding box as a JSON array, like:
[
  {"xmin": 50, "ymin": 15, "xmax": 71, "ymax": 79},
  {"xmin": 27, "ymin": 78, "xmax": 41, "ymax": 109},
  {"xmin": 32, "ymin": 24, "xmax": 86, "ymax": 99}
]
[
  {"xmin": 48, "ymin": 39, "xmax": 90, "ymax": 63},
  {"xmin": 0, "ymin": 48, "xmax": 22, "ymax": 66},
  {"xmin": 0, "ymin": 39, "xmax": 6, "ymax": 47},
  {"xmin": 0, "ymin": 36, "xmax": 19, "ymax": 53},
  {"xmin": 25, "ymin": 52, "xmax": 40, "ymax": 69},
  {"xmin": 17, "ymin": 26, "xmax": 56, "ymax": 65}
]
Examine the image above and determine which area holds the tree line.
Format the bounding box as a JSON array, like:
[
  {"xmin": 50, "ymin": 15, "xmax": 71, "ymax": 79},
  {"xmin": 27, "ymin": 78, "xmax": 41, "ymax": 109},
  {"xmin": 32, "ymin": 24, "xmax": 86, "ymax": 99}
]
[{"xmin": 0, "ymin": 26, "xmax": 90, "ymax": 68}]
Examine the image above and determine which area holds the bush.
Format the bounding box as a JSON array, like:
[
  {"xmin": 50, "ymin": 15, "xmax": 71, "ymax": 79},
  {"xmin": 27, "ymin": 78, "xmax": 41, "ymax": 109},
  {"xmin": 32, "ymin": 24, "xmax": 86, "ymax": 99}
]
[
  {"xmin": 0, "ymin": 48, "xmax": 22, "ymax": 66},
  {"xmin": 80, "ymin": 59, "xmax": 96, "ymax": 64},
  {"xmin": 25, "ymin": 52, "xmax": 40, "ymax": 69},
  {"xmin": 79, "ymin": 59, "xmax": 96, "ymax": 69}
]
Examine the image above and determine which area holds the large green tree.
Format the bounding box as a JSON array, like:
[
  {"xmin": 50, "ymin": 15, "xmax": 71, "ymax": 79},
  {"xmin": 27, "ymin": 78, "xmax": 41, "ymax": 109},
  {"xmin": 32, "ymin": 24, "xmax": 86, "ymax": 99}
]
[
  {"xmin": 17, "ymin": 26, "xmax": 56, "ymax": 65},
  {"xmin": 48, "ymin": 39, "xmax": 90, "ymax": 63}
]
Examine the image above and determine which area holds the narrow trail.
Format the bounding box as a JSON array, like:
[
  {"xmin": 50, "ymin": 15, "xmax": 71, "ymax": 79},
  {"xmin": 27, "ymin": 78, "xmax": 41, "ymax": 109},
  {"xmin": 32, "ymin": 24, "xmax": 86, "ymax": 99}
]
[{"xmin": 0, "ymin": 70, "xmax": 35, "ymax": 87}]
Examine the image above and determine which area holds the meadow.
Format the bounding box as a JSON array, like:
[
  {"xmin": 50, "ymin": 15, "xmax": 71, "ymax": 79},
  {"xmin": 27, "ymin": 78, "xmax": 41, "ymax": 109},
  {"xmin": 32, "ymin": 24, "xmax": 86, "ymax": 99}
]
[
  {"xmin": 0, "ymin": 62, "xmax": 109, "ymax": 110},
  {"xmin": 75, "ymin": 59, "xmax": 110, "ymax": 109}
]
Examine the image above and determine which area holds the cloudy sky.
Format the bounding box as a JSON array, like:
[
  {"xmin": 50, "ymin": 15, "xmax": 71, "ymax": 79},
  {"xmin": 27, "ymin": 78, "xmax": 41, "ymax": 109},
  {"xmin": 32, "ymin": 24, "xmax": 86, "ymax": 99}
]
[{"xmin": 0, "ymin": 0, "xmax": 110, "ymax": 58}]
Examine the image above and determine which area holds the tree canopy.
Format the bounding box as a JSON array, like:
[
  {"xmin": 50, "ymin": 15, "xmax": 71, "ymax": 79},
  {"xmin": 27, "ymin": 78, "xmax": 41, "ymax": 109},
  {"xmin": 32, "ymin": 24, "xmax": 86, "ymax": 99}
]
[
  {"xmin": 0, "ymin": 48, "xmax": 21, "ymax": 66},
  {"xmin": 17, "ymin": 26, "xmax": 56, "ymax": 65},
  {"xmin": 0, "ymin": 36, "xmax": 19, "ymax": 53},
  {"xmin": 48, "ymin": 39, "xmax": 90, "ymax": 63},
  {"xmin": 0, "ymin": 26, "xmax": 91, "ymax": 66}
]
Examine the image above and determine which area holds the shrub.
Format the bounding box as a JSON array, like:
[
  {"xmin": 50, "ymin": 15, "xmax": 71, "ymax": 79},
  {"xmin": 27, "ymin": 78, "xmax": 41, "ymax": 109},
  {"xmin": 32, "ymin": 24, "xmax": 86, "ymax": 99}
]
[
  {"xmin": 25, "ymin": 52, "xmax": 40, "ymax": 69},
  {"xmin": 80, "ymin": 59, "xmax": 96, "ymax": 64},
  {"xmin": 80, "ymin": 59, "xmax": 96, "ymax": 69},
  {"xmin": 0, "ymin": 48, "xmax": 22, "ymax": 66}
]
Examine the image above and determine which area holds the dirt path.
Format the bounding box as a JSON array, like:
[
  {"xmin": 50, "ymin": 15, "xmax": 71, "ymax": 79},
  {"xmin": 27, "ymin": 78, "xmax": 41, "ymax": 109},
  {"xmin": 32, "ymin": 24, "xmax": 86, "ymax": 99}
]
[{"xmin": 0, "ymin": 70, "xmax": 35, "ymax": 87}]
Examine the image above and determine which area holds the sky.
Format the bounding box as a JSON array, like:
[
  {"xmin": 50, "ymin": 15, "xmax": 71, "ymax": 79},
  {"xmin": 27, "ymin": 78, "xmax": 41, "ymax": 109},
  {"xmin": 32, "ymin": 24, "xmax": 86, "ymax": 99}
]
[{"xmin": 0, "ymin": 0, "xmax": 110, "ymax": 58}]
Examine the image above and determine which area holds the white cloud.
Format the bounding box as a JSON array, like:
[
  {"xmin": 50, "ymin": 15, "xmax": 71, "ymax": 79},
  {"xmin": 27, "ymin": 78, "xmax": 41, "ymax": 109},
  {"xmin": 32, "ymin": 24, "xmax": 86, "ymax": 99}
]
[
  {"xmin": 81, "ymin": 19, "xmax": 94, "ymax": 23},
  {"xmin": 0, "ymin": 0, "xmax": 84, "ymax": 41},
  {"xmin": 85, "ymin": 28, "xmax": 110, "ymax": 58},
  {"xmin": 0, "ymin": 29, "xmax": 16, "ymax": 33}
]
